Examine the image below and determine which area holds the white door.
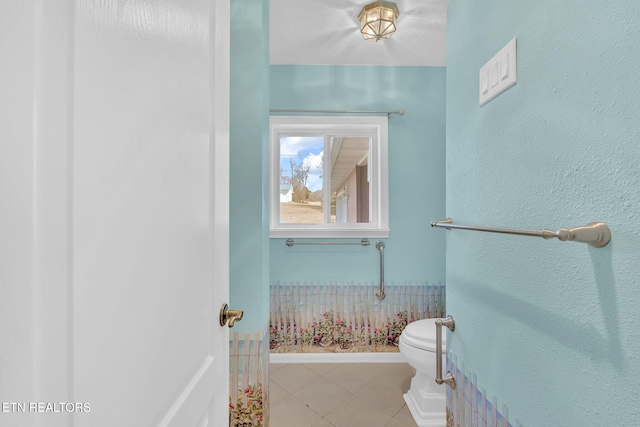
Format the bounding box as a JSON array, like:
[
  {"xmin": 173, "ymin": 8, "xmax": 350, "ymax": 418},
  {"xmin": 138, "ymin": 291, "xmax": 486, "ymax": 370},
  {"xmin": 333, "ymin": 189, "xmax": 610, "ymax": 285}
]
[{"xmin": 0, "ymin": 1, "xmax": 230, "ymax": 427}]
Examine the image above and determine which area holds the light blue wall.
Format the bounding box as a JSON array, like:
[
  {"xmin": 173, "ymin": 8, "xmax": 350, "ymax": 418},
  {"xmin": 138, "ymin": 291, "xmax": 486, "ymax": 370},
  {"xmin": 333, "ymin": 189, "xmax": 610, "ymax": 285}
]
[
  {"xmin": 230, "ymin": 0, "xmax": 270, "ymax": 332},
  {"xmin": 270, "ymin": 65, "xmax": 447, "ymax": 285},
  {"xmin": 447, "ymin": 1, "xmax": 640, "ymax": 425}
]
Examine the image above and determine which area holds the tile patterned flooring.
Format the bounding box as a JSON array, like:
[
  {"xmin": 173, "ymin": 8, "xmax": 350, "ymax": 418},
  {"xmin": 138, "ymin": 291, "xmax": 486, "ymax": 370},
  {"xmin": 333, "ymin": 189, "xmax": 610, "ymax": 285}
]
[{"xmin": 270, "ymin": 363, "xmax": 420, "ymax": 427}]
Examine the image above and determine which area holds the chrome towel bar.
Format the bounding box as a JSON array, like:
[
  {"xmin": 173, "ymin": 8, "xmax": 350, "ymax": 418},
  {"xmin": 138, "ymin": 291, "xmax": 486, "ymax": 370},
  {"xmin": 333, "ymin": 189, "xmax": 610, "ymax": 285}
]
[
  {"xmin": 431, "ymin": 218, "xmax": 611, "ymax": 248},
  {"xmin": 285, "ymin": 238, "xmax": 370, "ymax": 247}
]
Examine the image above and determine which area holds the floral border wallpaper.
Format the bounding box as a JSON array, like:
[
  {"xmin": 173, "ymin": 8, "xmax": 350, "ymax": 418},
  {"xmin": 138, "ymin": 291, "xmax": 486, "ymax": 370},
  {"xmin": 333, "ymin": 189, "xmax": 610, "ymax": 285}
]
[
  {"xmin": 229, "ymin": 328, "xmax": 269, "ymax": 426},
  {"xmin": 446, "ymin": 355, "xmax": 523, "ymax": 427},
  {"xmin": 270, "ymin": 282, "xmax": 445, "ymax": 353},
  {"xmin": 271, "ymin": 309, "xmax": 413, "ymax": 352}
]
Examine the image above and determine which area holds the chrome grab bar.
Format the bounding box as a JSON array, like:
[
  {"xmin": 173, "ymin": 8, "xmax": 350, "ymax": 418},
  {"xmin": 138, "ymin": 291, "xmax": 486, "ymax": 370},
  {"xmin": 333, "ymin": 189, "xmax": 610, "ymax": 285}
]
[
  {"xmin": 270, "ymin": 108, "xmax": 405, "ymax": 117},
  {"xmin": 286, "ymin": 237, "xmax": 385, "ymax": 300},
  {"xmin": 286, "ymin": 238, "xmax": 370, "ymax": 247},
  {"xmin": 431, "ymin": 218, "xmax": 611, "ymax": 248},
  {"xmin": 375, "ymin": 241, "xmax": 385, "ymax": 300},
  {"xmin": 435, "ymin": 316, "xmax": 456, "ymax": 389}
]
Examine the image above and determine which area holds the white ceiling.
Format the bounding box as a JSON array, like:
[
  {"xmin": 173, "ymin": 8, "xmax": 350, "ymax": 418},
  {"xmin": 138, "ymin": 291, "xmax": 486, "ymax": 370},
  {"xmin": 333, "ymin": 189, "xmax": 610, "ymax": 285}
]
[{"xmin": 270, "ymin": 0, "xmax": 447, "ymax": 67}]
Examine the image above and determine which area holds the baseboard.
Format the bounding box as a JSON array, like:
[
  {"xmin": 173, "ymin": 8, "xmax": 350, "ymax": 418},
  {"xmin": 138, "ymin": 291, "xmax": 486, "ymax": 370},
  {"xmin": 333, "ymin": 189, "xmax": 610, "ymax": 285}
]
[{"xmin": 270, "ymin": 352, "xmax": 405, "ymax": 364}]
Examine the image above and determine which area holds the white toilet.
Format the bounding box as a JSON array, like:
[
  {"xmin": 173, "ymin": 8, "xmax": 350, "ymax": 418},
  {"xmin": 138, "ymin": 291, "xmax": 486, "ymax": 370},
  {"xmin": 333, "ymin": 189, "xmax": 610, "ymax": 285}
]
[{"xmin": 399, "ymin": 318, "xmax": 447, "ymax": 427}]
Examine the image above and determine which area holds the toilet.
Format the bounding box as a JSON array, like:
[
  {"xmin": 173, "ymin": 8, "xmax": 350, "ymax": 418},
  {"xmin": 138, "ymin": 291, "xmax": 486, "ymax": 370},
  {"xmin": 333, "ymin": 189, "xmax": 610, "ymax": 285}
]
[{"xmin": 399, "ymin": 318, "xmax": 447, "ymax": 427}]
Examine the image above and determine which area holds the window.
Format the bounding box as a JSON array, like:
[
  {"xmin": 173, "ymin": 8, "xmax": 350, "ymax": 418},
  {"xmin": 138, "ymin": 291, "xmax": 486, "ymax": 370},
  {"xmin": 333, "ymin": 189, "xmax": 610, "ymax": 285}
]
[{"xmin": 270, "ymin": 116, "xmax": 389, "ymax": 238}]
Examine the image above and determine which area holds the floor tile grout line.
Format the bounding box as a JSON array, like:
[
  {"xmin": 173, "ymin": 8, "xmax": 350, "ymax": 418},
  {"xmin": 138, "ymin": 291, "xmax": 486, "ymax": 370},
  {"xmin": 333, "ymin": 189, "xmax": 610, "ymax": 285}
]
[
  {"xmin": 269, "ymin": 362, "xmax": 418, "ymax": 427},
  {"xmin": 355, "ymin": 374, "xmax": 409, "ymax": 417},
  {"xmin": 273, "ymin": 369, "xmax": 358, "ymax": 419},
  {"xmin": 303, "ymin": 371, "xmax": 361, "ymax": 396}
]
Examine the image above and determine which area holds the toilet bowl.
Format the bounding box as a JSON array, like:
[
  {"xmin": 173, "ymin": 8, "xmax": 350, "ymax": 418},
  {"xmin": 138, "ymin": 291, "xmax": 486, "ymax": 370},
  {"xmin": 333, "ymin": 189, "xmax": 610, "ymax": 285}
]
[{"xmin": 399, "ymin": 318, "xmax": 447, "ymax": 427}]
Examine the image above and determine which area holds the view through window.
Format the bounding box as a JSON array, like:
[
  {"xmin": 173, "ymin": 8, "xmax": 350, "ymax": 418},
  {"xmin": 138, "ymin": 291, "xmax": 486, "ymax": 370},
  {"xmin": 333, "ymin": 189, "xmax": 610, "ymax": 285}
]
[
  {"xmin": 270, "ymin": 116, "xmax": 388, "ymax": 238},
  {"xmin": 279, "ymin": 135, "xmax": 370, "ymax": 225}
]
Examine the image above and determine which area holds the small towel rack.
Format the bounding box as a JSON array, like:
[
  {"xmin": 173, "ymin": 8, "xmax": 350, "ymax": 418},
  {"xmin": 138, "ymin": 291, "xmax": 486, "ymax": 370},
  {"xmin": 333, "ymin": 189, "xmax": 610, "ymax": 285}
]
[
  {"xmin": 431, "ymin": 218, "xmax": 611, "ymax": 248},
  {"xmin": 285, "ymin": 238, "xmax": 370, "ymax": 247}
]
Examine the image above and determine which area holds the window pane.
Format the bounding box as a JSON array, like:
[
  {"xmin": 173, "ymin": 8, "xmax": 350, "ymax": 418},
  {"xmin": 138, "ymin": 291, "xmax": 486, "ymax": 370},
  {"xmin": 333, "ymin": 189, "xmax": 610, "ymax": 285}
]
[
  {"xmin": 330, "ymin": 136, "xmax": 370, "ymax": 224},
  {"xmin": 269, "ymin": 115, "xmax": 388, "ymax": 238},
  {"xmin": 279, "ymin": 135, "xmax": 325, "ymax": 224}
]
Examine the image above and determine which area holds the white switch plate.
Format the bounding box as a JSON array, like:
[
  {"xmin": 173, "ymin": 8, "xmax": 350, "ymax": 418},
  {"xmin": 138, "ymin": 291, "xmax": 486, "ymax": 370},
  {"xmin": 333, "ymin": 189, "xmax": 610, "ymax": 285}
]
[{"xmin": 479, "ymin": 38, "xmax": 517, "ymax": 106}]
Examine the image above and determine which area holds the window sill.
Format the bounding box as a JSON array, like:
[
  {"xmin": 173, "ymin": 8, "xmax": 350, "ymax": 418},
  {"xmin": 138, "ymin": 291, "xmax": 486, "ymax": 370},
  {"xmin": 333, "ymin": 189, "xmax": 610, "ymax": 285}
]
[{"xmin": 270, "ymin": 227, "xmax": 390, "ymax": 239}]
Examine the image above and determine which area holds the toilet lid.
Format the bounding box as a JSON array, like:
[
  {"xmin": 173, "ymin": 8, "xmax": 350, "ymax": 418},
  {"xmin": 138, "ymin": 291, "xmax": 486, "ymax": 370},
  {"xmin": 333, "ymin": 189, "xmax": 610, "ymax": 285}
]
[{"xmin": 401, "ymin": 318, "xmax": 447, "ymax": 353}]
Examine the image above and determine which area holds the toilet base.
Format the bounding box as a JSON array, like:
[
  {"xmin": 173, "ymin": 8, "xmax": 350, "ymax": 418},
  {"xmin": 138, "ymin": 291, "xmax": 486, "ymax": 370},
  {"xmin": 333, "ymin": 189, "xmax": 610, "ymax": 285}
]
[{"xmin": 403, "ymin": 372, "xmax": 446, "ymax": 427}]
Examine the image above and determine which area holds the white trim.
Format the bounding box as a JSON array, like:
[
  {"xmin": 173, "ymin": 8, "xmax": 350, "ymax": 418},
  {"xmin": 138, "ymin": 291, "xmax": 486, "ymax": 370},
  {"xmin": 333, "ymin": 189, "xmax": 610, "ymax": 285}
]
[
  {"xmin": 269, "ymin": 116, "xmax": 389, "ymax": 238},
  {"xmin": 210, "ymin": 0, "xmax": 230, "ymax": 425},
  {"xmin": 269, "ymin": 227, "xmax": 390, "ymax": 239},
  {"xmin": 270, "ymin": 352, "xmax": 405, "ymax": 364}
]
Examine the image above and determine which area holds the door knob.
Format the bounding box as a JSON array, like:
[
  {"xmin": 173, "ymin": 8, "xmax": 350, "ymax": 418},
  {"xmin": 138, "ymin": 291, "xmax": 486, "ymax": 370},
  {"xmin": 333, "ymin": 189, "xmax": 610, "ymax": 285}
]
[{"xmin": 219, "ymin": 303, "xmax": 243, "ymax": 328}]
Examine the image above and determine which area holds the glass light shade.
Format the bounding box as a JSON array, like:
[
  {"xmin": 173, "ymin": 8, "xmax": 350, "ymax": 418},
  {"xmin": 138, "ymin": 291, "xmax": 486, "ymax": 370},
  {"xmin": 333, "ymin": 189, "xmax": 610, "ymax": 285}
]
[{"xmin": 358, "ymin": 1, "xmax": 399, "ymax": 41}]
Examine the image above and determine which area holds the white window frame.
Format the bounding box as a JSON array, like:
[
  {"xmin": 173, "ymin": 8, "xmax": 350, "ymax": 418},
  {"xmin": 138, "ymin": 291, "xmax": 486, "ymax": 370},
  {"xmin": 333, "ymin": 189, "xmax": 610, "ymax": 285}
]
[{"xmin": 270, "ymin": 116, "xmax": 389, "ymax": 238}]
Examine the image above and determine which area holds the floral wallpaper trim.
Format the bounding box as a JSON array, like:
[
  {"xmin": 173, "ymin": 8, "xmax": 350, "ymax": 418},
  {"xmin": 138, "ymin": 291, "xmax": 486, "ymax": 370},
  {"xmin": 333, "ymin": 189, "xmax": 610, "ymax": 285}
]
[
  {"xmin": 271, "ymin": 309, "xmax": 412, "ymax": 352},
  {"xmin": 446, "ymin": 355, "xmax": 523, "ymax": 427},
  {"xmin": 230, "ymin": 383, "xmax": 263, "ymax": 427},
  {"xmin": 270, "ymin": 281, "xmax": 445, "ymax": 353},
  {"xmin": 229, "ymin": 328, "xmax": 269, "ymax": 426}
]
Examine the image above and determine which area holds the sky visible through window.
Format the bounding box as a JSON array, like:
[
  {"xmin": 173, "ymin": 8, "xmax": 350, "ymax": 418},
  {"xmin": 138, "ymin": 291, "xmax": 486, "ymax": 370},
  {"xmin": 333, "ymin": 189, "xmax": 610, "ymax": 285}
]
[{"xmin": 279, "ymin": 135, "xmax": 324, "ymax": 192}]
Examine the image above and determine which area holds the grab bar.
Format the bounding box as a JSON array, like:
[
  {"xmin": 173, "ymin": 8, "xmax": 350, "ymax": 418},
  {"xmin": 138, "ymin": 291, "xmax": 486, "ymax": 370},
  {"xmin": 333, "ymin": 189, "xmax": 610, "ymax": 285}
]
[
  {"xmin": 285, "ymin": 238, "xmax": 370, "ymax": 247},
  {"xmin": 270, "ymin": 108, "xmax": 405, "ymax": 117},
  {"xmin": 375, "ymin": 241, "xmax": 385, "ymax": 300},
  {"xmin": 435, "ymin": 316, "xmax": 456, "ymax": 389},
  {"xmin": 431, "ymin": 218, "xmax": 611, "ymax": 248}
]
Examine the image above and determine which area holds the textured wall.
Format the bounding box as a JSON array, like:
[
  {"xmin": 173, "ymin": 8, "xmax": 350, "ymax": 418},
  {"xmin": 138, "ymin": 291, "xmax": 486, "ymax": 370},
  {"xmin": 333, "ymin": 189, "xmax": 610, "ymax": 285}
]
[
  {"xmin": 230, "ymin": 0, "xmax": 270, "ymax": 332},
  {"xmin": 229, "ymin": 2, "xmax": 270, "ymax": 425},
  {"xmin": 446, "ymin": 1, "xmax": 640, "ymax": 425},
  {"xmin": 270, "ymin": 65, "xmax": 447, "ymax": 285}
]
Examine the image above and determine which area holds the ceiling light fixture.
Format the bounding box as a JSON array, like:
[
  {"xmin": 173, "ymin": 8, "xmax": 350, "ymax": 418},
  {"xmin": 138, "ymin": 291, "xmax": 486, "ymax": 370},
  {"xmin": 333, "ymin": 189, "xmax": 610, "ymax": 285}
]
[{"xmin": 358, "ymin": 0, "xmax": 400, "ymax": 42}]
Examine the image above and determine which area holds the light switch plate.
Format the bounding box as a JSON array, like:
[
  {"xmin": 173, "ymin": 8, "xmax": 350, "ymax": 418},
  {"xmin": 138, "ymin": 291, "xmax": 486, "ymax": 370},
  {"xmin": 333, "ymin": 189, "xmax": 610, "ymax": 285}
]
[{"xmin": 479, "ymin": 38, "xmax": 517, "ymax": 106}]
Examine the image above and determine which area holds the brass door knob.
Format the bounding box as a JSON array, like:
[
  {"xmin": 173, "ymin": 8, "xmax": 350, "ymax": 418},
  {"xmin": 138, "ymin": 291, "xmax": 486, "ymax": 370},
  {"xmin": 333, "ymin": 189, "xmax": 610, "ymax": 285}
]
[{"xmin": 219, "ymin": 303, "xmax": 243, "ymax": 328}]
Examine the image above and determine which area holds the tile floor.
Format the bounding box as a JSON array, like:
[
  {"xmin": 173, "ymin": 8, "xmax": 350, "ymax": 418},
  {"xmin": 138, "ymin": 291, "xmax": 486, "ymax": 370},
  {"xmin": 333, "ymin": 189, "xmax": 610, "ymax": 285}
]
[{"xmin": 269, "ymin": 363, "xmax": 420, "ymax": 427}]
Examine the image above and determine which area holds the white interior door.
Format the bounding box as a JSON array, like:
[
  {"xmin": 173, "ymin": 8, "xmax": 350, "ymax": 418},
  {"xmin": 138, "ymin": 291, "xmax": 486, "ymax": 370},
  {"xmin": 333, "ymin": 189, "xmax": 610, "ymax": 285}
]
[{"xmin": 0, "ymin": 1, "xmax": 230, "ymax": 426}]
